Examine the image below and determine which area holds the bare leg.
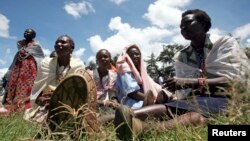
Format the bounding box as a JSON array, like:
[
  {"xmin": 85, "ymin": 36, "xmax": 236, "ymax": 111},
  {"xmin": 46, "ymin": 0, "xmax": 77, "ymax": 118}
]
[
  {"xmin": 134, "ymin": 104, "xmax": 168, "ymax": 120},
  {"xmin": 98, "ymin": 104, "xmax": 168, "ymax": 124},
  {"xmin": 142, "ymin": 112, "xmax": 208, "ymax": 132},
  {"xmin": 97, "ymin": 114, "xmax": 115, "ymax": 125},
  {"xmin": 114, "ymin": 103, "xmax": 208, "ymax": 140}
]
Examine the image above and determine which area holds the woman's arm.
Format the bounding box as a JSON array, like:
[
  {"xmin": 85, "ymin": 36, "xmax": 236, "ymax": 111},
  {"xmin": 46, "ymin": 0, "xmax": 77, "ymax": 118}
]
[
  {"xmin": 164, "ymin": 76, "xmax": 230, "ymax": 94},
  {"xmin": 177, "ymin": 76, "xmax": 229, "ymax": 88},
  {"xmin": 127, "ymin": 91, "xmax": 145, "ymax": 101}
]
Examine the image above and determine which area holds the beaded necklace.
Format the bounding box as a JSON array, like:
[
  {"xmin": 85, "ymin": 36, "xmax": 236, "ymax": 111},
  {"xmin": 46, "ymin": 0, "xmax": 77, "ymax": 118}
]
[
  {"xmin": 194, "ymin": 48, "xmax": 207, "ymax": 77},
  {"xmin": 55, "ymin": 62, "xmax": 71, "ymax": 84}
]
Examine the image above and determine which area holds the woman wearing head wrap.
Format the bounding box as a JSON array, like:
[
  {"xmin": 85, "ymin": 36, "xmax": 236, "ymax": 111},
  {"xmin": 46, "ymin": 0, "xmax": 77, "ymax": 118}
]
[
  {"xmin": 116, "ymin": 44, "xmax": 172, "ymax": 109},
  {"xmin": 114, "ymin": 9, "xmax": 250, "ymax": 140}
]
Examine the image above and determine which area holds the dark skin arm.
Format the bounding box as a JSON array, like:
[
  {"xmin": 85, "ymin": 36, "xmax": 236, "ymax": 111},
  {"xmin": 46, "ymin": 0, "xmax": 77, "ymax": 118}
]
[
  {"xmin": 127, "ymin": 91, "xmax": 145, "ymax": 101},
  {"xmin": 163, "ymin": 76, "xmax": 230, "ymax": 94},
  {"xmin": 97, "ymin": 89, "xmax": 120, "ymax": 108},
  {"xmin": 36, "ymin": 91, "xmax": 54, "ymax": 109},
  {"xmin": 97, "ymin": 98, "xmax": 120, "ymax": 108}
]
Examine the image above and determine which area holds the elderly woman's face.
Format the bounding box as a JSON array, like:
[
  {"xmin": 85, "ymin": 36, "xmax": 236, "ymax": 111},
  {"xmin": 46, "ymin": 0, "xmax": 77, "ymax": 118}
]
[
  {"xmin": 180, "ymin": 14, "xmax": 205, "ymax": 40},
  {"xmin": 127, "ymin": 47, "xmax": 141, "ymax": 66},
  {"xmin": 96, "ymin": 50, "xmax": 111, "ymax": 70},
  {"xmin": 54, "ymin": 36, "xmax": 73, "ymax": 58}
]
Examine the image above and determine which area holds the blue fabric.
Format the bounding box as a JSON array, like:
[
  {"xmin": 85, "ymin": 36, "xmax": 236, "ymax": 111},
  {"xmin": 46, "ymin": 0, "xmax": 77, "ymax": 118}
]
[
  {"xmin": 116, "ymin": 72, "xmax": 143, "ymax": 109},
  {"xmin": 164, "ymin": 96, "xmax": 228, "ymax": 117}
]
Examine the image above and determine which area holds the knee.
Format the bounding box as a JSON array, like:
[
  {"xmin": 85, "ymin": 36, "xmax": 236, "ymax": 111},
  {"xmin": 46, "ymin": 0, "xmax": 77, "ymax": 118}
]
[{"xmin": 188, "ymin": 112, "xmax": 208, "ymax": 125}]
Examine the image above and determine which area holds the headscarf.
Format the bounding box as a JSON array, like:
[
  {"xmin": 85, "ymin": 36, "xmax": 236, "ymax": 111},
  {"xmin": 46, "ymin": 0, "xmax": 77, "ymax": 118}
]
[{"xmin": 116, "ymin": 44, "xmax": 162, "ymax": 99}]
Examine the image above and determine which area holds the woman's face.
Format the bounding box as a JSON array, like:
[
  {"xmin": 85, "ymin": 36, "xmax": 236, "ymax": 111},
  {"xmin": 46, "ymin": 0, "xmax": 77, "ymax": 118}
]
[
  {"xmin": 24, "ymin": 29, "xmax": 35, "ymax": 41},
  {"xmin": 180, "ymin": 14, "xmax": 205, "ymax": 40},
  {"xmin": 96, "ymin": 50, "xmax": 111, "ymax": 70},
  {"xmin": 54, "ymin": 36, "xmax": 73, "ymax": 58},
  {"xmin": 127, "ymin": 47, "xmax": 141, "ymax": 66}
]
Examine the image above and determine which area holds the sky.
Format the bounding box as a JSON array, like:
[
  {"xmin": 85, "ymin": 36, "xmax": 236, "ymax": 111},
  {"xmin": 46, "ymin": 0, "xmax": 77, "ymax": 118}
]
[{"xmin": 0, "ymin": 0, "xmax": 250, "ymax": 78}]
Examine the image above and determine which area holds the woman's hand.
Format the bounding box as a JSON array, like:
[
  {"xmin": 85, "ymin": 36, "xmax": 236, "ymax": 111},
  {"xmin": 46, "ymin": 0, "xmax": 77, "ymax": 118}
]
[
  {"xmin": 163, "ymin": 77, "xmax": 178, "ymax": 93},
  {"xmin": 102, "ymin": 99, "xmax": 120, "ymax": 108},
  {"xmin": 110, "ymin": 98, "xmax": 120, "ymax": 108},
  {"xmin": 17, "ymin": 97, "xmax": 30, "ymax": 108},
  {"xmin": 37, "ymin": 91, "xmax": 53, "ymax": 108},
  {"xmin": 18, "ymin": 39, "xmax": 26, "ymax": 47}
]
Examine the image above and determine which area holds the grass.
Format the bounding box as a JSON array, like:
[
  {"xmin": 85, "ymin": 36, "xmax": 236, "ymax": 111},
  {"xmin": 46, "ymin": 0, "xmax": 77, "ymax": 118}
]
[
  {"xmin": 0, "ymin": 113, "xmax": 209, "ymax": 141},
  {"xmin": 0, "ymin": 107, "xmax": 249, "ymax": 141},
  {"xmin": 0, "ymin": 80, "xmax": 249, "ymax": 141},
  {"xmin": 0, "ymin": 113, "xmax": 39, "ymax": 141}
]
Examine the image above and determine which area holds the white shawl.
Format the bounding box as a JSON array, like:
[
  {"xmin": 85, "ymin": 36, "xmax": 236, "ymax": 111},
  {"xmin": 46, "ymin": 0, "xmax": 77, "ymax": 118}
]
[
  {"xmin": 30, "ymin": 56, "xmax": 85, "ymax": 104},
  {"xmin": 174, "ymin": 35, "xmax": 250, "ymax": 98},
  {"xmin": 175, "ymin": 34, "xmax": 250, "ymax": 80}
]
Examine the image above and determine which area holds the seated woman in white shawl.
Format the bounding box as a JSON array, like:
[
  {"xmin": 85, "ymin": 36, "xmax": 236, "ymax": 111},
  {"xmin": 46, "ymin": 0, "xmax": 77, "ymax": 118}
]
[
  {"xmin": 114, "ymin": 9, "xmax": 250, "ymax": 140},
  {"xmin": 24, "ymin": 35, "xmax": 86, "ymax": 123}
]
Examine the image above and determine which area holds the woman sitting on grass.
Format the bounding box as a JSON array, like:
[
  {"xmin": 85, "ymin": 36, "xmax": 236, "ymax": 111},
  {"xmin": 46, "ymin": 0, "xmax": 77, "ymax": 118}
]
[
  {"xmin": 88, "ymin": 49, "xmax": 120, "ymax": 109},
  {"xmin": 116, "ymin": 44, "xmax": 173, "ymax": 110},
  {"xmin": 24, "ymin": 35, "xmax": 86, "ymax": 123},
  {"xmin": 114, "ymin": 9, "xmax": 250, "ymax": 141},
  {"xmin": 24, "ymin": 35, "xmax": 100, "ymax": 139}
]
